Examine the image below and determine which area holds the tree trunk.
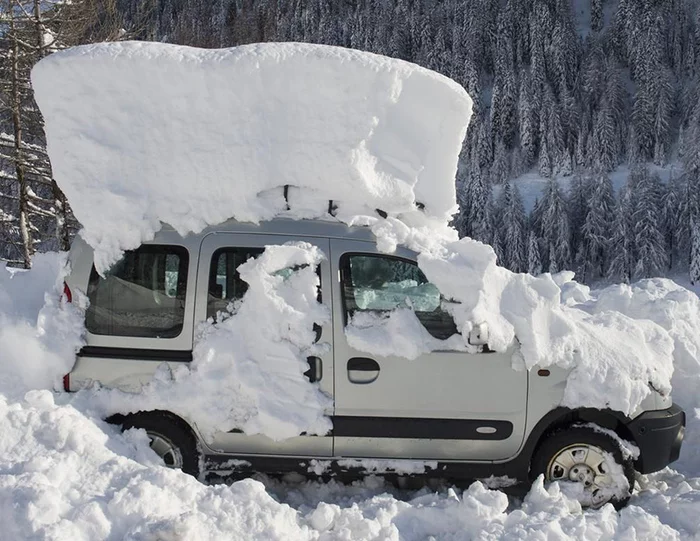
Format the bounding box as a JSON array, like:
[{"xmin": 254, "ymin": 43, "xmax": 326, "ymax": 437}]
[{"xmin": 9, "ymin": 8, "xmax": 33, "ymax": 268}]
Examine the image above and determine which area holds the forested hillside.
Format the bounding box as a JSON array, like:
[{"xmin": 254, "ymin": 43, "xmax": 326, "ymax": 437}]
[{"xmin": 2, "ymin": 0, "xmax": 700, "ymax": 285}]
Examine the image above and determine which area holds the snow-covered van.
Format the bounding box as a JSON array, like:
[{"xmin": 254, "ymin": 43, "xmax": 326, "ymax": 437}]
[{"xmin": 62, "ymin": 218, "xmax": 686, "ymax": 509}]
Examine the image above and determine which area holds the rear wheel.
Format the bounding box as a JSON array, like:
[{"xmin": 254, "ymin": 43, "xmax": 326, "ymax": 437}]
[
  {"xmin": 531, "ymin": 427, "xmax": 635, "ymax": 509},
  {"xmin": 117, "ymin": 411, "xmax": 201, "ymax": 477}
]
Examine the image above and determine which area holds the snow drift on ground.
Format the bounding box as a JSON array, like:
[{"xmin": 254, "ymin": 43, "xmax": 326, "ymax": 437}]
[
  {"xmin": 0, "ymin": 254, "xmax": 84, "ymax": 397},
  {"xmin": 31, "ymin": 41, "xmax": 471, "ymax": 273},
  {"xmin": 91, "ymin": 242, "xmax": 332, "ymax": 442},
  {"xmin": 0, "ymin": 269, "xmax": 698, "ymax": 538}
]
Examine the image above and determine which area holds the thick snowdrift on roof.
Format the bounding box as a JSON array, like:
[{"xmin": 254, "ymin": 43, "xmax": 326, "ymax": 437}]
[{"xmin": 31, "ymin": 41, "xmax": 471, "ymax": 272}]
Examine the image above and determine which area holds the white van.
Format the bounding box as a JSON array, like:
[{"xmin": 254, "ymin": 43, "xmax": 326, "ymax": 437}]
[{"xmin": 63, "ymin": 218, "xmax": 685, "ymax": 508}]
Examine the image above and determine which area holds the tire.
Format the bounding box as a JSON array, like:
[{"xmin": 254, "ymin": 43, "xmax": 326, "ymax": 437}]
[
  {"xmin": 118, "ymin": 411, "xmax": 201, "ymax": 477},
  {"xmin": 531, "ymin": 427, "xmax": 635, "ymax": 509}
]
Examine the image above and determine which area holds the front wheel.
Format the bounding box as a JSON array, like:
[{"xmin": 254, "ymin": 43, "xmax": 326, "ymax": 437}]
[
  {"xmin": 118, "ymin": 411, "xmax": 201, "ymax": 477},
  {"xmin": 531, "ymin": 427, "xmax": 635, "ymax": 509}
]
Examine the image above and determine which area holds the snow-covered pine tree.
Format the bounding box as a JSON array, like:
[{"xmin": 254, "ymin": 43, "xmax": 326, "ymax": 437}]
[
  {"xmin": 607, "ymin": 186, "xmax": 634, "ymax": 284},
  {"xmin": 676, "ymin": 96, "xmax": 700, "ymax": 277},
  {"xmin": 591, "ymin": 0, "xmax": 602, "ymax": 33},
  {"xmin": 490, "ymin": 139, "xmax": 509, "ymax": 185},
  {"xmin": 454, "ymin": 168, "xmax": 470, "ymax": 238},
  {"xmin": 567, "ymin": 171, "xmax": 590, "ymax": 265},
  {"xmin": 517, "ymin": 69, "xmax": 537, "ymax": 169},
  {"xmin": 466, "ymin": 166, "xmax": 494, "ymax": 245},
  {"xmin": 691, "ymin": 216, "xmax": 700, "ymax": 285},
  {"xmin": 527, "ymin": 230, "xmax": 542, "ymax": 275},
  {"xmin": 538, "ymin": 121, "xmax": 552, "ymax": 178},
  {"xmin": 496, "ymin": 181, "xmax": 526, "ymax": 272},
  {"xmin": 661, "ymin": 170, "xmax": 681, "ymax": 270},
  {"xmin": 540, "ymin": 178, "xmax": 571, "ymax": 273},
  {"xmin": 580, "ymin": 169, "xmax": 615, "ymax": 281},
  {"xmin": 628, "ymin": 167, "xmax": 668, "ymax": 279}
]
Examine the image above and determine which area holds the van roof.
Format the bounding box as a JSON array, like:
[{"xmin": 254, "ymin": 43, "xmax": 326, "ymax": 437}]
[{"xmin": 158, "ymin": 217, "xmax": 377, "ymax": 243}]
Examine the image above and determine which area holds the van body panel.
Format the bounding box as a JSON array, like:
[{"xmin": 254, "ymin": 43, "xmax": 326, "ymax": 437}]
[
  {"xmin": 69, "ymin": 356, "xmax": 188, "ymax": 393},
  {"xmin": 329, "ymin": 238, "xmax": 528, "ymax": 461},
  {"xmin": 194, "ymin": 232, "xmax": 334, "ymax": 456}
]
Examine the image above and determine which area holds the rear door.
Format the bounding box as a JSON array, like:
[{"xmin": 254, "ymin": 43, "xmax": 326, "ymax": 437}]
[
  {"xmin": 331, "ymin": 239, "xmax": 528, "ymax": 461},
  {"xmin": 196, "ymin": 232, "xmax": 334, "ymax": 457},
  {"xmin": 68, "ymin": 229, "xmax": 200, "ymax": 392}
]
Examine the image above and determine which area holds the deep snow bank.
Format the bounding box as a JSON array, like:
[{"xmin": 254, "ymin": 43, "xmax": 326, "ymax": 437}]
[
  {"xmin": 0, "ymin": 390, "xmax": 688, "ymax": 541},
  {"xmin": 0, "ymin": 254, "xmax": 83, "ymax": 396},
  {"xmin": 32, "ymin": 41, "xmax": 471, "ymax": 272},
  {"xmin": 1, "ymin": 258, "xmax": 700, "ymax": 539}
]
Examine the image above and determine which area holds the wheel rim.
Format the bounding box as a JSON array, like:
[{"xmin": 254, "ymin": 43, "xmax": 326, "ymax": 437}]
[
  {"xmin": 545, "ymin": 443, "xmax": 619, "ymax": 508},
  {"xmin": 147, "ymin": 431, "xmax": 184, "ymax": 470}
]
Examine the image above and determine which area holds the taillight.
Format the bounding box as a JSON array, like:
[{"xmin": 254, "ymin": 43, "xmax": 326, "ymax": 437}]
[
  {"xmin": 62, "ymin": 281, "xmax": 72, "ymax": 303},
  {"xmin": 62, "ymin": 373, "xmax": 70, "ymax": 392}
]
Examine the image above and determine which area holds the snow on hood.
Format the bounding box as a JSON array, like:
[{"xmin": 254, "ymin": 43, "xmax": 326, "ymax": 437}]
[{"xmin": 31, "ymin": 41, "xmax": 471, "ymax": 272}]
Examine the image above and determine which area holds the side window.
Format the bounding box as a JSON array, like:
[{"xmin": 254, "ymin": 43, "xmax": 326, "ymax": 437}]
[
  {"xmin": 341, "ymin": 254, "xmax": 457, "ymax": 340},
  {"xmin": 207, "ymin": 248, "xmax": 264, "ymax": 319},
  {"xmin": 86, "ymin": 245, "xmax": 188, "ymax": 338}
]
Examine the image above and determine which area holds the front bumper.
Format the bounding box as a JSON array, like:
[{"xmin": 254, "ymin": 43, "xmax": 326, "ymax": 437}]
[{"xmin": 627, "ymin": 403, "xmax": 685, "ymax": 474}]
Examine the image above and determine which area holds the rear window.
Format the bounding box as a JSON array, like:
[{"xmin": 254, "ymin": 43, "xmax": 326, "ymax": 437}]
[
  {"xmin": 207, "ymin": 247, "xmax": 264, "ymax": 319},
  {"xmin": 85, "ymin": 245, "xmax": 189, "ymax": 338}
]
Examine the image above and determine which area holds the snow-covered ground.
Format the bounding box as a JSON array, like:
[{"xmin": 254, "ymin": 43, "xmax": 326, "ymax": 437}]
[{"xmin": 0, "ymin": 261, "xmax": 699, "ymax": 539}]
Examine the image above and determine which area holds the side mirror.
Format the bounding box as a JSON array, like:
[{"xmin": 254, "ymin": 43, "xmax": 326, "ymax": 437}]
[{"xmin": 468, "ymin": 322, "xmax": 489, "ymax": 346}]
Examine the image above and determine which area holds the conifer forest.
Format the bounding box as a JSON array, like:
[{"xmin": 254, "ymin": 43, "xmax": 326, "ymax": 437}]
[{"xmin": 1, "ymin": 0, "xmax": 699, "ymax": 285}]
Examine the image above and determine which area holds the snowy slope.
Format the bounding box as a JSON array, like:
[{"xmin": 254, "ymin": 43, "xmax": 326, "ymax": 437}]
[{"xmin": 505, "ymin": 163, "xmax": 680, "ymax": 215}]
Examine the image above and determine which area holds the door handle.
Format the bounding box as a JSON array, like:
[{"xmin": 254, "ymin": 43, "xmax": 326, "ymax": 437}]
[
  {"xmin": 347, "ymin": 357, "xmax": 380, "ymax": 371},
  {"xmin": 347, "ymin": 357, "xmax": 379, "ymax": 384},
  {"xmin": 304, "ymin": 356, "xmax": 322, "ymax": 383}
]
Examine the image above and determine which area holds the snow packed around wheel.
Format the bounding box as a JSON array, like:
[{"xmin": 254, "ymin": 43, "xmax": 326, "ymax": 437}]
[{"xmin": 0, "ymin": 41, "xmax": 696, "ymax": 538}]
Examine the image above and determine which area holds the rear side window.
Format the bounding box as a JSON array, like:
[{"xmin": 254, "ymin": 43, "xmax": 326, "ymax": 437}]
[
  {"xmin": 207, "ymin": 248, "xmax": 264, "ymax": 319},
  {"xmin": 86, "ymin": 245, "xmax": 189, "ymax": 338}
]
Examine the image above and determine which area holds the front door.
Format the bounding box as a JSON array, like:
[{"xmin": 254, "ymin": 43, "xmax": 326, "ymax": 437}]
[
  {"xmin": 195, "ymin": 232, "xmax": 334, "ymax": 457},
  {"xmin": 330, "ymin": 238, "xmax": 528, "ymax": 461}
]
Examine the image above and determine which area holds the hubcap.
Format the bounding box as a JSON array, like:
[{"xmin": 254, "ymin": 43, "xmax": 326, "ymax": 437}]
[
  {"xmin": 546, "ymin": 443, "xmax": 618, "ymax": 507},
  {"xmin": 147, "ymin": 431, "xmax": 184, "ymax": 470}
]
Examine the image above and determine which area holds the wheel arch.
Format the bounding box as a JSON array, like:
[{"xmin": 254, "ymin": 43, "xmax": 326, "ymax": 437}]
[
  {"xmin": 105, "ymin": 409, "xmax": 200, "ymax": 443},
  {"xmin": 521, "ymin": 407, "xmax": 634, "ymax": 478}
]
